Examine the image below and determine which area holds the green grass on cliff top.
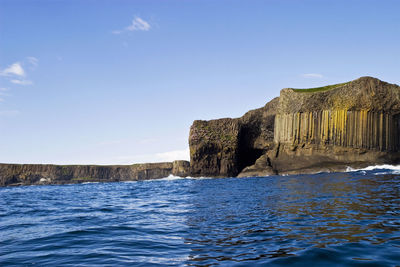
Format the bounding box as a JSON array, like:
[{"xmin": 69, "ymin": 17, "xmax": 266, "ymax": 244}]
[{"xmin": 292, "ymin": 82, "xmax": 350, "ymax": 93}]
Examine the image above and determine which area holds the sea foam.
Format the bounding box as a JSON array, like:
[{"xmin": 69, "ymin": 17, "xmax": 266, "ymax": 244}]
[{"xmin": 346, "ymin": 164, "xmax": 400, "ymax": 174}]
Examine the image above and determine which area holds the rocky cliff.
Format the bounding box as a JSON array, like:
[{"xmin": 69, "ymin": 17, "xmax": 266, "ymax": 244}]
[
  {"xmin": 189, "ymin": 77, "xmax": 400, "ymax": 177},
  {"xmin": 0, "ymin": 160, "xmax": 190, "ymax": 186},
  {"xmin": 189, "ymin": 98, "xmax": 278, "ymax": 177}
]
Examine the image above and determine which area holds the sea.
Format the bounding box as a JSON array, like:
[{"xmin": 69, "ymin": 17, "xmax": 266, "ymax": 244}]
[{"xmin": 1, "ymin": 165, "xmax": 399, "ymax": 266}]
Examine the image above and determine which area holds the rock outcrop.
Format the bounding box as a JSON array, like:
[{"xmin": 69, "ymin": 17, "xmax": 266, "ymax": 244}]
[
  {"xmin": 189, "ymin": 98, "xmax": 278, "ymax": 177},
  {"xmin": 189, "ymin": 77, "xmax": 400, "ymax": 177},
  {"xmin": 0, "ymin": 160, "xmax": 190, "ymax": 186}
]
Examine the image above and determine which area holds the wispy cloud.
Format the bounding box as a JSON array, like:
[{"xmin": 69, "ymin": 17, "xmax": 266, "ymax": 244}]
[
  {"xmin": 10, "ymin": 79, "xmax": 33, "ymax": 85},
  {"xmin": 27, "ymin": 56, "xmax": 39, "ymax": 68},
  {"xmin": 155, "ymin": 148, "xmax": 190, "ymax": 162},
  {"xmin": 115, "ymin": 148, "xmax": 190, "ymax": 164},
  {"xmin": 1, "ymin": 59, "xmax": 37, "ymax": 86},
  {"xmin": 1, "ymin": 62, "xmax": 25, "ymax": 77},
  {"xmin": 302, "ymin": 73, "xmax": 324, "ymax": 78},
  {"xmin": 112, "ymin": 17, "xmax": 151, "ymax": 34}
]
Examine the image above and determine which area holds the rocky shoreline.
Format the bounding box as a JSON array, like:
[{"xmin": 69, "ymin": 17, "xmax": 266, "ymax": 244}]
[{"xmin": 0, "ymin": 161, "xmax": 190, "ymax": 187}]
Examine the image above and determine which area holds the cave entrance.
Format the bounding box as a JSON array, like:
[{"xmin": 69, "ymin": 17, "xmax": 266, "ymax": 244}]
[{"xmin": 237, "ymin": 127, "xmax": 264, "ymax": 174}]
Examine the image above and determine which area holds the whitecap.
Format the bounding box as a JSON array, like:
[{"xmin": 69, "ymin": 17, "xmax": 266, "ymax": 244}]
[
  {"xmin": 158, "ymin": 174, "xmax": 185, "ymax": 181},
  {"xmin": 346, "ymin": 164, "xmax": 400, "ymax": 174}
]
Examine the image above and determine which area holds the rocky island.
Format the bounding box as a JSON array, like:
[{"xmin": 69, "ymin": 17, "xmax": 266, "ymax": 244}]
[
  {"xmin": 1, "ymin": 76, "xmax": 400, "ymax": 186},
  {"xmin": 189, "ymin": 77, "xmax": 400, "ymax": 177}
]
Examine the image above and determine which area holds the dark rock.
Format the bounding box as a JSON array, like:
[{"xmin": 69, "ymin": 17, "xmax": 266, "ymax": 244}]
[
  {"xmin": 237, "ymin": 154, "xmax": 276, "ymax": 177},
  {"xmin": 172, "ymin": 160, "xmax": 190, "ymax": 177},
  {"xmin": 189, "ymin": 97, "xmax": 279, "ymax": 177},
  {"xmin": 189, "ymin": 118, "xmax": 241, "ymax": 177}
]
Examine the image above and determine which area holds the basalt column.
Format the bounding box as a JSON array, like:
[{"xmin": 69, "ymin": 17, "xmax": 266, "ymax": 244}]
[{"xmin": 274, "ymin": 110, "xmax": 400, "ymax": 151}]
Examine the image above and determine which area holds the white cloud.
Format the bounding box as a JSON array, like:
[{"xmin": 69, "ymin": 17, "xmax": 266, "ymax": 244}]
[
  {"xmin": 155, "ymin": 148, "xmax": 190, "ymax": 162},
  {"xmin": 1, "ymin": 59, "xmax": 36, "ymax": 86},
  {"xmin": 10, "ymin": 79, "xmax": 33, "ymax": 85},
  {"xmin": 0, "ymin": 87, "xmax": 8, "ymax": 91},
  {"xmin": 112, "ymin": 17, "xmax": 151, "ymax": 34},
  {"xmin": 127, "ymin": 17, "xmax": 151, "ymax": 31},
  {"xmin": 1, "ymin": 62, "xmax": 25, "ymax": 77},
  {"xmin": 302, "ymin": 73, "xmax": 324, "ymax": 78},
  {"xmin": 115, "ymin": 148, "xmax": 190, "ymax": 164},
  {"xmin": 27, "ymin": 56, "xmax": 39, "ymax": 67}
]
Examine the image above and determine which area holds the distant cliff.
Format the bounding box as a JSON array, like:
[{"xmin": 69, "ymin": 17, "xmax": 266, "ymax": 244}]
[
  {"xmin": 0, "ymin": 160, "xmax": 190, "ymax": 186},
  {"xmin": 189, "ymin": 77, "xmax": 400, "ymax": 177}
]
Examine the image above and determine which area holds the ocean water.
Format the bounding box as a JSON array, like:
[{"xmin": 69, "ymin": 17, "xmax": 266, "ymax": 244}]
[{"xmin": 1, "ymin": 167, "xmax": 400, "ymax": 266}]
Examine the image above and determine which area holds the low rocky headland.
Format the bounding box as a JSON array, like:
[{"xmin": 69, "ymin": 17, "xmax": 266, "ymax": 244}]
[
  {"xmin": 0, "ymin": 161, "xmax": 190, "ymax": 186},
  {"xmin": 2, "ymin": 76, "xmax": 400, "ymax": 186}
]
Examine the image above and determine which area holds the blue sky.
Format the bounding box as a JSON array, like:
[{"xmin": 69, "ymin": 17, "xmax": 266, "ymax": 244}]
[{"xmin": 0, "ymin": 0, "xmax": 399, "ymax": 164}]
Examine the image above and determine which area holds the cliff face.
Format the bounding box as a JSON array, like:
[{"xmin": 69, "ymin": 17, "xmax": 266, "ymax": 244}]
[
  {"xmin": 274, "ymin": 110, "xmax": 400, "ymax": 151},
  {"xmin": 0, "ymin": 160, "xmax": 190, "ymax": 186},
  {"xmin": 189, "ymin": 77, "xmax": 400, "ymax": 177},
  {"xmin": 189, "ymin": 98, "xmax": 278, "ymax": 177}
]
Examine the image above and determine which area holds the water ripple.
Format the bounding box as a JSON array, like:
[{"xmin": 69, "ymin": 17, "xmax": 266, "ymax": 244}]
[{"xmin": 0, "ymin": 172, "xmax": 399, "ymax": 266}]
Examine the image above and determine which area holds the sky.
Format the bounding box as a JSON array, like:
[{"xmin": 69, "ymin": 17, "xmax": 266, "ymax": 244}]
[{"xmin": 0, "ymin": 0, "xmax": 399, "ymax": 165}]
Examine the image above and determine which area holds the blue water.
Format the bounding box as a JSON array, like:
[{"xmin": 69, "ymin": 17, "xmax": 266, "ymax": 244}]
[{"xmin": 1, "ymin": 169, "xmax": 400, "ymax": 266}]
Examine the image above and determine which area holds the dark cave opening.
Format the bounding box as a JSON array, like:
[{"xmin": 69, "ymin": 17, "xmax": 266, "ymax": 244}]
[{"xmin": 237, "ymin": 127, "xmax": 264, "ymax": 174}]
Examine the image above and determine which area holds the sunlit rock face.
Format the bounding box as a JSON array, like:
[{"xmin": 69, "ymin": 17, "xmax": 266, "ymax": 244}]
[
  {"xmin": 189, "ymin": 77, "xmax": 400, "ymax": 177},
  {"xmin": 275, "ymin": 110, "xmax": 400, "ymax": 151}
]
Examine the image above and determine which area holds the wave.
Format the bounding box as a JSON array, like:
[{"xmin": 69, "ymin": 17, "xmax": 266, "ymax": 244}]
[
  {"xmin": 346, "ymin": 164, "xmax": 400, "ymax": 174},
  {"xmin": 157, "ymin": 175, "xmax": 214, "ymax": 181},
  {"xmin": 158, "ymin": 174, "xmax": 186, "ymax": 181}
]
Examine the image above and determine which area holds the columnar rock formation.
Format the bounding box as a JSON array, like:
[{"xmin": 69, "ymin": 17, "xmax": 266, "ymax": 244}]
[
  {"xmin": 189, "ymin": 77, "xmax": 400, "ymax": 177},
  {"xmin": 274, "ymin": 110, "xmax": 400, "ymax": 151}
]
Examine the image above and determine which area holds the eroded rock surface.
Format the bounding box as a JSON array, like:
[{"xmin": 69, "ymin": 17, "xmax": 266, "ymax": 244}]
[{"xmin": 189, "ymin": 98, "xmax": 278, "ymax": 177}]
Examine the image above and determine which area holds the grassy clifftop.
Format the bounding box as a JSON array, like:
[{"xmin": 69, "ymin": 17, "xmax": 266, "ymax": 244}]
[
  {"xmin": 292, "ymin": 82, "xmax": 350, "ymax": 93},
  {"xmin": 279, "ymin": 77, "xmax": 400, "ymax": 113}
]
